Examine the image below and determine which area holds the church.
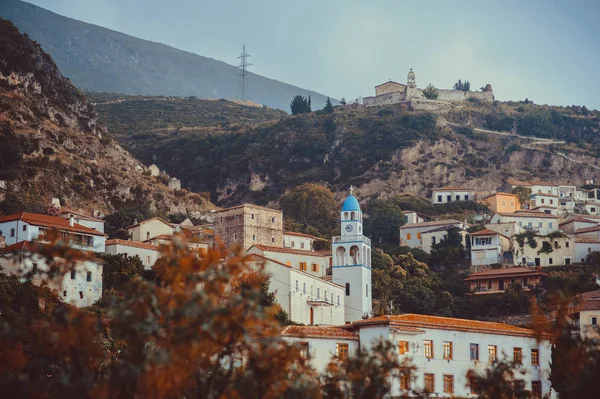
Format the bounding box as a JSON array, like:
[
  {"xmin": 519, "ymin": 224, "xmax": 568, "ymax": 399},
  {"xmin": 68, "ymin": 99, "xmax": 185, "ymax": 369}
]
[{"xmin": 216, "ymin": 188, "xmax": 372, "ymax": 325}]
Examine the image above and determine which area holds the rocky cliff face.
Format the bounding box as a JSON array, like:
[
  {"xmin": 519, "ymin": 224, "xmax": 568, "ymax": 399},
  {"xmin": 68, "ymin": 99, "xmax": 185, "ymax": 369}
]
[{"xmin": 0, "ymin": 18, "xmax": 215, "ymax": 216}]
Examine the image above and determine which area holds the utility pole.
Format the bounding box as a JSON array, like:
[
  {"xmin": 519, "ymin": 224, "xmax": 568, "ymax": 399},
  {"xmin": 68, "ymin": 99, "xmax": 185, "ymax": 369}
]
[{"xmin": 237, "ymin": 45, "xmax": 252, "ymax": 101}]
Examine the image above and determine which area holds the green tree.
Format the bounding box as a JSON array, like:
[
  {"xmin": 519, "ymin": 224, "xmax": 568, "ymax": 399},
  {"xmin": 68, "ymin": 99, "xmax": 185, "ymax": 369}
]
[
  {"xmin": 429, "ymin": 227, "xmax": 467, "ymax": 268},
  {"xmin": 323, "ymin": 97, "xmax": 334, "ymax": 114},
  {"xmin": 340, "ymin": 98, "xmax": 347, "ymax": 105},
  {"xmin": 363, "ymin": 197, "xmax": 405, "ymax": 246},
  {"xmin": 279, "ymin": 183, "xmax": 338, "ymax": 237},
  {"xmin": 422, "ymin": 84, "xmax": 439, "ymax": 100},
  {"xmin": 453, "ymin": 79, "xmax": 471, "ymax": 91},
  {"xmin": 511, "ymin": 186, "xmax": 532, "ymax": 207},
  {"xmin": 290, "ymin": 95, "xmax": 307, "ymax": 115},
  {"xmin": 467, "ymin": 359, "xmax": 532, "ymax": 399},
  {"xmin": 104, "ymin": 202, "xmax": 153, "ymax": 239},
  {"xmin": 97, "ymin": 253, "xmax": 145, "ymax": 293}
]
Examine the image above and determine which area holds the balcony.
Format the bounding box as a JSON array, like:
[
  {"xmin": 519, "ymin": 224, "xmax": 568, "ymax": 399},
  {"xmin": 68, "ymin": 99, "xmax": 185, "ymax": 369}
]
[{"xmin": 333, "ymin": 235, "xmax": 371, "ymax": 246}]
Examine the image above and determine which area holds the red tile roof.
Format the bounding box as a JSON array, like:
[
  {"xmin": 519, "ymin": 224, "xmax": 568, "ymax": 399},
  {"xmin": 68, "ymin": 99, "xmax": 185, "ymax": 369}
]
[
  {"xmin": 504, "ymin": 179, "xmax": 532, "ymax": 186},
  {"xmin": 353, "ymin": 314, "xmax": 538, "ymax": 338},
  {"xmin": 284, "ymin": 231, "xmax": 320, "ymax": 239},
  {"xmin": 401, "ymin": 219, "xmax": 462, "ymax": 229},
  {"xmin": 470, "ymin": 229, "xmax": 501, "ymax": 237},
  {"xmin": 575, "ymin": 237, "xmax": 600, "ymax": 244},
  {"xmin": 105, "ymin": 239, "xmax": 160, "ymax": 251},
  {"xmin": 246, "ymin": 254, "xmax": 342, "ymax": 288},
  {"xmin": 251, "ymin": 244, "xmax": 329, "ymax": 258},
  {"xmin": 574, "ymin": 225, "xmax": 600, "ymax": 234},
  {"xmin": 559, "ymin": 217, "xmax": 597, "ymax": 226},
  {"xmin": 60, "ymin": 206, "xmax": 104, "ymax": 222},
  {"xmin": 281, "ymin": 325, "xmax": 358, "ymax": 340},
  {"xmin": 496, "ymin": 211, "xmax": 557, "ymax": 219},
  {"xmin": 0, "ymin": 241, "xmax": 102, "ymax": 262},
  {"xmin": 464, "ymin": 267, "xmax": 548, "ymax": 281},
  {"xmin": 0, "ymin": 212, "xmax": 107, "ymax": 236},
  {"xmin": 480, "ymin": 192, "xmax": 520, "ymax": 200}
]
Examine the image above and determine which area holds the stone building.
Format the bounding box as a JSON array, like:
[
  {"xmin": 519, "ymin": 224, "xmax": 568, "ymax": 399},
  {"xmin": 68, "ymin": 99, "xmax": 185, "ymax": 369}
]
[
  {"xmin": 214, "ymin": 204, "xmax": 283, "ymax": 251},
  {"xmin": 168, "ymin": 177, "xmax": 181, "ymax": 190}
]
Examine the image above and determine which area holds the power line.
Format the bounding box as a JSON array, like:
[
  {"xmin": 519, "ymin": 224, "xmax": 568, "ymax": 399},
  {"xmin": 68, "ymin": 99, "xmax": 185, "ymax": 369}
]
[{"xmin": 237, "ymin": 45, "xmax": 252, "ymax": 101}]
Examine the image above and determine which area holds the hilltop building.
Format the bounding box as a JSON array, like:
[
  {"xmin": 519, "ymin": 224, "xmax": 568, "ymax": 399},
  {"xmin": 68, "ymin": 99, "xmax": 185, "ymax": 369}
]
[
  {"xmin": 362, "ymin": 69, "xmax": 494, "ymax": 107},
  {"xmin": 214, "ymin": 204, "xmax": 283, "ymax": 251}
]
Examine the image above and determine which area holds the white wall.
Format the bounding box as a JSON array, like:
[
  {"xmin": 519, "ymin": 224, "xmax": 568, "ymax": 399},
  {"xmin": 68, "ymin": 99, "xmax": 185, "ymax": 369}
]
[
  {"xmin": 129, "ymin": 219, "xmax": 174, "ymax": 242},
  {"xmin": 575, "ymin": 242, "xmax": 600, "ymax": 264},
  {"xmin": 247, "ymin": 247, "xmax": 329, "ymax": 278},
  {"xmin": 283, "ymin": 234, "xmax": 314, "ymax": 251},
  {"xmin": 490, "ymin": 214, "xmax": 558, "ymax": 235},
  {"xmin": 105, "ymin": 243, "xmax": 161, "ymax": 269},
  {"xmin": 282, "ymin": 336, "xmax": 359, "ymax": 374},
  {"xmin": 432, "ymin": 190, "xmax": 474, "ymax": 204}
]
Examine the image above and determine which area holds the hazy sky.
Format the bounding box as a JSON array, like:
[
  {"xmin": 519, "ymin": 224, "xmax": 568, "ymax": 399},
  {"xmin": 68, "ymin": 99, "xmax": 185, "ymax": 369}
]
[{"xmin": 27, "ymin": 0, "xmax": 600, "ymax": 109}]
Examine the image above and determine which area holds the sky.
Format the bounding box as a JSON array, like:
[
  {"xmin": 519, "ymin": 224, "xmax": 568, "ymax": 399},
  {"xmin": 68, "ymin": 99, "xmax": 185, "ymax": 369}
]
[{"xmin": 27, "ymin": 0, "xmax": 600, "ymax": 109}]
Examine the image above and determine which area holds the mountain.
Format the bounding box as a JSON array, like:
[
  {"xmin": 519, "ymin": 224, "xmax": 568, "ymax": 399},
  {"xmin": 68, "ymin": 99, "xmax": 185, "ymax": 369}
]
[
  {"xmin": 0, "ymin": 0, "xmax": 334, "ymax": 111},
  {"xmin": 91, "ymin": 91, "xmax": 600, "ymax": 207},
  {"xmin": 0, "ymin": 18, "xmax": 216, "ymax": 216}
]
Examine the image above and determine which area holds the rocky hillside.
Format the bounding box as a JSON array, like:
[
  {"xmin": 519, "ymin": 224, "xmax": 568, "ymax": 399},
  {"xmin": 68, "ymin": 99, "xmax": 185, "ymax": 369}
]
[
  {"xmin": 0, "ymin": 0, "xmax": 334, "ymax": 110},
  {"xmin": 0, "ymin": 18, "xmax": 216, "ymax": 216},
  {"xmin": 93, "ymin": 90, "xmax": 600, "ymax": 207}
]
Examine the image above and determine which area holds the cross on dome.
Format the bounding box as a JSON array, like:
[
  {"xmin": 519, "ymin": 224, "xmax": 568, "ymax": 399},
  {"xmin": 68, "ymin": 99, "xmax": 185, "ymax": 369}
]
[{"xmin": 349, "ymin": 185, "xmax": 354, "ymax": 195}]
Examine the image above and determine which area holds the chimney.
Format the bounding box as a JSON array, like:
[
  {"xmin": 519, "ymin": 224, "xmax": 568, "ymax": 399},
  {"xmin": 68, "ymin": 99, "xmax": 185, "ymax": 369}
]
[
  {"xmin": 51, "ymin": 197, "xmax": 61, "ymax": 208},
  {"xmin": 133, "ymin": 218, "xmax": 138, "ymax": 225},
  {"xmin": 69, "ymin": 215, "xmax": 74, "ymax": 227}
]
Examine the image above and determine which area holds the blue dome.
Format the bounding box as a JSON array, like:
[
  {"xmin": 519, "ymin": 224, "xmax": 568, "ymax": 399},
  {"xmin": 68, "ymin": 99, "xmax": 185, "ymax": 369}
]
[{"xmin": 341, "ymin": 195, "xmax": 361, "ymax": 212}]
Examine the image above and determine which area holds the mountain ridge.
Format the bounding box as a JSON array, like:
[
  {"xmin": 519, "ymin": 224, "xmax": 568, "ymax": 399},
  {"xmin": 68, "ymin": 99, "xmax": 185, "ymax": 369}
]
[{"xmin": 0, "ymin": 0, "xmax": 334, "ymax": 110}]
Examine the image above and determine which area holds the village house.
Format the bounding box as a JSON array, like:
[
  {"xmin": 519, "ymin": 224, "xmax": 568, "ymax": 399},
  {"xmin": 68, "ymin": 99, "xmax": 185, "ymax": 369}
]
[
  {"xmin": 59, "ymin": 206, "xmax": 105, "ymax": 233},
  {"xmin": 512, "ymin": 234, "xmax": 574, "ymax": 267},
  {"xmin": 0, "ymin": 212, "xmax": 107, "ymax": 307},
  {"xmin": 499, "ymin": 179, "xmax": 559, "ymax": 197},
  {"xmin": 479, "ymin": 192, "xmax": 521, "ymax": 214},
  {"xmin": 569, "ymin": 290, "xmax": 600, "ymax": 338},
  {"xmin": 127, "ymin": 217, "xmax": 174, "ymax": 242},
  {"xmin": 105, "ymin": 239, "xmax": 161, "ymax": 269},
  {"xmin": 574, "ymin": 238, "xmax": 600, "ymax": 264},
  {"xmin": 470, "ymin": 229, "xmax": 511, "ymax": 266},
  {"xmin": 489, "ymin": 211, "xmax": 558, "ymax": 236},
  {"xmin": 572, "ymin": 224, "xmax": 600, "ymax": 240},
  {"xmin": 403, "ymin": 211, "xmax": 428, "ymax": 224},
  {"xmin": 283, "ymin": 231, "xmax": 318, "ymax": 251},
  {"xmin": 247, "ymin": 245, "xmax": 330, "ymax": 278},
  {"xmin": 399, "ymin": 219, "xmax": 465, "ymax": 254},
  {"xmin": 484, "ymin": 221, "xmax": 525, "ymax": 238},
  {"xmin": 214, "ymin": 204, "xmax": 283, "ymax": 251},
  {"xmin": 431, "ymin": 186, "xmax": 475, "ymax": 205},
  {"xmin": 283, "ymin": 314, "xmax": 554, "ymax": 398},
  {"xmin": 558, "ymin": 217, "xmax": 598, "ymax": 234},
  {"xmin": 465, "ymin": 267, "xmax": 547, "ymax": 295}
]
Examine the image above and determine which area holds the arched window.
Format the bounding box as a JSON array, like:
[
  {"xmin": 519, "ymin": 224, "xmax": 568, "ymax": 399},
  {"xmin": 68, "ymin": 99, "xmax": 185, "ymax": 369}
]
[
  {"xmin": 366, "ymin": 284, "xmax": 369, "ymax": 297},
  {"xmin": 337, "ymin": 295, "xmax": 340, "ymax": 306},
  {"xmin": 317, "ymin": 288, "xmax": 320, "ymax": 300},
  {"xmin": 303, "ymin": 283, "xmax": 306, "ymax": 295},
  {"xmin": 350, "ymin": 211, "xmax": 356, "ymax": 220},
  {"xmin": 146, "ymin": 231, "xmax": 150, "ymax": 240},
  {"xmin": 345, "ymin": 283, "xmax": 350, "ymax": 296},
  {"xmin": 344, "ymin": 212, "xmax": 348, "ymax": 220},
  {"xmin": 295, "ymin": 280, "xmax": 298, "ymax": 292},
  {"xmin": 336, "ymin": 246, "xmax": 347, "ymax": 266}
]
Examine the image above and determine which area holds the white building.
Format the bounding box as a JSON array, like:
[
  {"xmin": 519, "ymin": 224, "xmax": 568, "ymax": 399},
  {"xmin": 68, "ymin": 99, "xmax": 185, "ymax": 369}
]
[
  {"xmin": 332, "ymin": 191, "xmax": 372, "ymax": 322},
  {"xmin": 127, "ymin": 217, "xmax": 174, "ymax": 242},
  {"xmin": 247, "ymin": 244, "xmax": 330, "ymax": 278},
  {"xmin": 484, "ymin": 221, "xmax": 525, "ymax": 238},
  {"xmin": 105, "ymin": 239, "xmax": 161, "ymax": 269},
  {"xmin": 250, "ymin": 255, "xmax": 346, "ymax": 326},
  {"xmin": 399, "ymin": 219, "xmax": 465, "ymax": 253},
  {"xmin": 499, "ymin": 179, "xmax": 559, "ymax": 197},
  {"xmin": 558, "ymin": 217, "xmax": 598, "ymax": 234},
  {"xmin": 513, "ymin": 235, "xmax": 574, "ymax": 267},
  {"xmin": 431, "ymin": 186, "xmax": 475, "ymax": 204},
  {"xmin": 283, "ymin": 314, "xmax": 555, "ymax": 398},
  {"xmin": 60, "ymin": 206, "xmax": 105, "ymax": 233},
  {"xmin": 574, "ymin": 238, "xmax": 600, "ymax": 264},
  {"xmin": 489, "ymin": 211, "xmax": 558, "ymax": 235},
  {"xmin": 470, "ymin": 229, "xmax": 511, "ymax": 266},
  {"xmin": 404, "ymin": 211, "xmax": 427, "ymax": 225},
  {"xmin": 283, "ymin": 231, "xmax": 318, "ymax": 251},
  {"xmin": 571, "ymin": 291, "xmax": 600, "ymax": 338}
]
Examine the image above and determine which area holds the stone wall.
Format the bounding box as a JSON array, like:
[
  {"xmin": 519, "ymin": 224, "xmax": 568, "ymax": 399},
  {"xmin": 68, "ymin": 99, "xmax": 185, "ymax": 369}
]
[
  {"xmin": 436, "ymin": 89, "xmax": 494, "ymax": 103},
  {"xmin": 375, "ymin": 82, "xmax": 407, "ymax": 96},
  {"xmin": 363, "ymin": 90, "xmax": 407, "ymax": 107},
  {"xmin": 214, "ymin": 205, "xmax": 283, "ymax": 251},
  {"xmin": 363, "ymin": 86, "xmax": 493, "ymax": 107}
]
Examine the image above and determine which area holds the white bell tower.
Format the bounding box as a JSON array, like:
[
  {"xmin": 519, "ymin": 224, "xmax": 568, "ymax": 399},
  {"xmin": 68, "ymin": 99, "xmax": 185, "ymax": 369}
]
[{"xmin": 332, "ymin": 186, "xmax": 372, "ymax": 322}]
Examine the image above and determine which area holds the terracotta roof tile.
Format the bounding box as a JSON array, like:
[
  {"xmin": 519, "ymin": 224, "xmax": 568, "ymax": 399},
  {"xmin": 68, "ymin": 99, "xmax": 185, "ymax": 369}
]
[
  {"xmin": 433, "ymin": 185, "xmax": 472, "ymax": 191},
  {"xmin": 0, "ymin": 212, "xmax": 107, "ymax": 236},
  {"xmin": 353, "ymin": 314, "xmax": 538, "ymax": 338},
  {"xmin": 465, "ymin": 267, "xmax": 548, "ymax": 281},
  {"xmin": 105, "ymin": 239, "xmax": 160, "ymax": 251},
  {"xmin": 575, "ymin": 226, "xmax": 600, "ymax": 234},
  {"xmin": 0, "ymin": 241, "xmax": 102, "ymax": 262},
  {"xmin": 281, "ymin": 325, "xmax": 358, "ymax": 340},
  {"xmin": 496, "ymin": 211, "xmax": 557, "ymax": 219},
  {"xmin": 559, "ymin": 217, "xmax": 597, "ymax": 226},
  {"xmin": 575, "ymin": 238, "xmax": 600, "ymax": 244},
  {"xmin": 401, "ymin": 219, "xmax": 462, "ymax": 229},
  {"xmin": 470, "ymin": 229, "xmax": 501, "ymax": 236},
  {"xmin": 251, "ymin": 244, "xmax": 329, "ymax": 258}
]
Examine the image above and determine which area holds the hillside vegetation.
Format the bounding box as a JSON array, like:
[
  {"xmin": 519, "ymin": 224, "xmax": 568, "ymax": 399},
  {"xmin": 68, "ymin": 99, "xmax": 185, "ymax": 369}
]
[
  {"xmin": 0, "ymin": 18, "xmax": 215, "ymax": 216},
  {"xmin": 95, "ymin": 93, "xmax": 600, "ymax": 206},
  {"xmin": 0, "ymin": 0, "xmax": 333, "ymax": 110}
]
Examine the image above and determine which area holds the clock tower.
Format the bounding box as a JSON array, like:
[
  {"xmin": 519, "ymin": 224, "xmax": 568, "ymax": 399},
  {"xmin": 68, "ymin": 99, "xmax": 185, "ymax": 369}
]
[{"xmin": 332, "ymin": 186, "xmax": 372, "ymax": 322}]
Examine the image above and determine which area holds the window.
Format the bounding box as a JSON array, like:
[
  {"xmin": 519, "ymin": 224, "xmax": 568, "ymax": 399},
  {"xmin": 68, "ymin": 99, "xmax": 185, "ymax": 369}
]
[
  {"xmin": 424, "ymin": 340, "xmax": 433, "ymax": 359},
  {"xmin": 510, "ymin": 201, "xmax": 514, "ymax": 207},
  {"xmin": 86, "ymin": 271, "xmax": 92, "ymax": 282},
  {"xmin": 474, "ymin": 237, "xmax": 492, "ymax": 245},
  {"xmin": 488, "ymin": 345, "xmax": 497, "ymax": 363},
  {"xmin": 465, "ymin": 195, "xmax": 469, "ymax": 200},
  {"xmin": 549, "ymin": 258, "xmax": 553, "ymax": 265},
  {"xmin": 470, "ymin": 343, "xmax": 479, "ymax": 361},
  {"xmin": 416, "ymin": 232, "xmax": 421, "ymax": 239},
  {"xmin": 549, "ymin": 222, "xmax": 553, "ymax": 229},
  {"xmin": 550, "ymin": 199, "xmax": 554, "ymax": 205},
  {"xmin": 531, "ymin": 349, "xmax": 539, "ymax": 366},
  {"xmin": 515, "ymin": 380, "xmax": 525, "ymax": 394},
  {"xmin": 235, "ymin": 214, "xmax": 239, "ymax": 220},
  {"xmin": 337, "ymin": 296, "xmax": 340, "ymax": 306},
  {"xmin": 398, "ymin": 341, "xmax": 409, "ymax": 355},
  {"xmin": 538, "ymin": 222, "xmax": 543, "ymax": 228},
  {"xmin": 541, "ymin": 198, "xmax": 545, "ymax": 204},
  {"xmin": 300, "ymin": 262, "xmax": 307, "ymax": 271},
  {"xmin": 531, "ymin": 381, "xmax": 542, "ymax": 398},
  {"xmin": 443, "ymin": 375, "xmax": 454, "ymax": 394},
  {"xmin": 336, "ymin": 343, "xmax": 349, "ymax": 360},
  {"xmin": 32, "ymin": 263, "xmax": 38, "ymax": 274},
  {"xmin": 312, "ymin": 263, "xmax": 319, "ymax": 272},
  {"xmin": 299, "ymin": 342, "xmax": 309, "ymax": 359},
  {"xmin": 565, "ymin": 241, "xmax": 570, "ymax": 248},
  {"xmin": 252, "ymin": 234, "xmax": 255, "ymax": 241},
  {"xmin": 446, "ymin": 195, "xmax": 451, "ymax": 202},
  {"xmin": 456, "ymin": 195, "xmax": 460, "ymax": 201},
  {"xmin": 271, "ymin": 237, "xmax": 275, "ymax": 243},
  {"xmin": 271, "ymin": 217, "xmax": 275, "ymax": 223},
  {"xmin": 22, "ymin": 224, "xmax": 27, "ymax": 232},
  {"xmin": 233, "ymin": 233, "xmax": 237, "ymax": 240},
  {"xmin": 437, "ymin": 195, "xmax": 442, "ymax": 202},
  {"xmin": 345, "ymin": 283, "xmax": 350, "ymax": 296},
  {"xmin": 146, "ymin": 256, "xmax": 151, "ymax": 265},
  {"xmin": 79, "ymin": 291, "xmax": 83, "ymax": 299},
  {"xmin": 400, "ymin": 370, "xmax": 410, "ymax": 391},
  {"xmin": 566, "ymin": 258, "xmax": 571, "ymax": 265},
  {"xmin": 513, "ymin": 347, "xmax": 522, "ymax": 364},
  {"xmin": 251, "ymin": 213, "xmax": 254, "ymax": 219},
  {"xmin": 303, "ymin": 283, "xmax": 306, "ymax": 295},
  {"xmin": 10, "ymin": 228, "xmax": 15, "ymax": 237},
  {"xmin": 406, "ymin": 233, "xmax": 411, "ymax": 240},
  {"xmin": 317, "ymin": 288, "xmax": 320, "ymax": 300},
  {"xmin": 502, "ymin": 200, "xmax": 506, "ymax": 206},
  {"xmin": 424, "ymin": 373, "xmax": 435, "ymax": 392},
  {"xmin": 70, "ymin": 270, "xmax": 76, "ymax": 280},
  {"xmin": 432, "ymin": 236, "xmax": 436, "ymax": 245},
  {"xmin": 63, "ymin": 290, "xmax": 67, "ymax": 297},
  {"xmin": 591, "ymin": 316, "xmax": 597, "ymax": 326},
  {"xmin": 443, "ymin": 341, "xmax": 453, "ymax": 360},
  {"xmin": 295, "ymin": 280, "xmax": 298, "ymax": 292},
  {"xmin": 291, "ymin": 241, "xmax": 295, "ymax": 248},
  {"xmin": 301, "ymin": 242, "xmax": 305, "ymax": 249},
  {"xmin": 146, "ymin": 231, "xmax": 150, "ymax": 240}
]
